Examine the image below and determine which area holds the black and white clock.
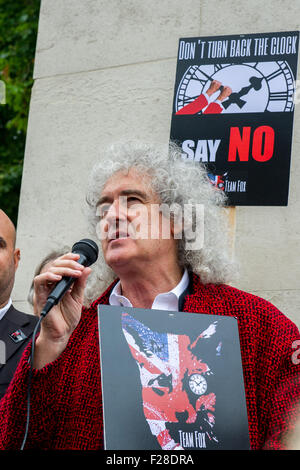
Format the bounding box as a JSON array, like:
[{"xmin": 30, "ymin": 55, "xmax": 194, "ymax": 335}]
[
  {"xmin": 175, "ymin": 61, "xmax": 295, "ymax": 114},
  {"xmin": 188, "ymin": 373, "xmax": 208, "ymax": 396}
]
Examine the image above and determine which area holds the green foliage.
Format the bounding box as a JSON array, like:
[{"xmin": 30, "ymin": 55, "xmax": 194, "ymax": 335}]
[{"xmin": 0, "ymin": 0, "xmax": 41, "ymax": 225}]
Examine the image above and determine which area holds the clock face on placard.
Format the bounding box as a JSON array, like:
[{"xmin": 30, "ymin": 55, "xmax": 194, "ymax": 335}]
[
  {"xmin": 188, "ymin": 373, "xmax": 208, "ymax": 396},
  {"xmin": 175, "ymin": 61, "xmax": 295, "ymax": 114}
]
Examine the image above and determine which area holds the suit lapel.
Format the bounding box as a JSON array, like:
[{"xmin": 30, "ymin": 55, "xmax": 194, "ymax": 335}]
[{"xmin": 0, "ymin": 305, "xmax": 32, "ymax": 367}]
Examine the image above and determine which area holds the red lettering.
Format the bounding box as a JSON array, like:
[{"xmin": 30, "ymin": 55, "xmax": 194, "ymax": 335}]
[
  {"xmin": 252, "ymin": 126, "xmax": 274, "ymax": 162},
  {"xmin": 228, "ymin": 126, "xmax": 275, "ymax": 162},
  {"xmin": 228, "ymin": 127, "xmax": 251, "ymax": 162}
]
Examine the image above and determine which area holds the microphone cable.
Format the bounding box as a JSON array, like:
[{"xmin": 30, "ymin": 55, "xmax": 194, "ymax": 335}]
[
  {"xmin": 20, "ymin": 238, "xmax": 98, "ymax": 450},
  {"xmin": 20, "ymin": 310, "xmax": 46, "ymax": 450}
]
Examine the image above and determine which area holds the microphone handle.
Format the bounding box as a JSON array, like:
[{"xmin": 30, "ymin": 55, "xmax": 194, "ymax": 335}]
[{"xmin": 41, "ymin": 253, "xmax": 87, "ymax": 317}]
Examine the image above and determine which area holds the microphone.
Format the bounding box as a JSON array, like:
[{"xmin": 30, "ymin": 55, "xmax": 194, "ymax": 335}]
[{"xmin": 40, "ymin": 239, "xmax": 99, "ymax": 317}]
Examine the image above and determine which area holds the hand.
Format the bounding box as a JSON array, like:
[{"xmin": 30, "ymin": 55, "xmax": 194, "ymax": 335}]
[
  {"xmin": 206, "ymin": 80, "xmax": 222, "ymax": 97},
  {"xmin": 33, "ymin": 253, "xmax": 91, "ymax": 368},
  {"xmin": 216, "ymin": 86, "xmax": 232, "ymax": 102}
]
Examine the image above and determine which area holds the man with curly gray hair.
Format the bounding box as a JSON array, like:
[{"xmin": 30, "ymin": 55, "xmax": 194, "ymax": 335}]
[
  {"xmin": 0, "ymin": 141, "xmax": 299, "ymax": 451},
  {"xmin": 83, "ymin": 141, "xmax": 234, "ymax": 305}
]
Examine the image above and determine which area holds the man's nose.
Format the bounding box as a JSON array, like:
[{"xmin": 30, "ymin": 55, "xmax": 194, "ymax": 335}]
[{"xmin": 105, "ymin": 197, "xmax": 128, "ymax": 224}]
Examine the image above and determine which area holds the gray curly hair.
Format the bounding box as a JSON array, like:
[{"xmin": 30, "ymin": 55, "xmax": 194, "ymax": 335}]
[{"xmin": 84, "ymin": 141, "xmax": 236, "ymax": 305}]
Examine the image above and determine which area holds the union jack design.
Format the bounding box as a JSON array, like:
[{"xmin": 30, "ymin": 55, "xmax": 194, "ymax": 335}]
[{"xmin": 122, "ymin": 313, "xmax": 220, "ymax": 450}]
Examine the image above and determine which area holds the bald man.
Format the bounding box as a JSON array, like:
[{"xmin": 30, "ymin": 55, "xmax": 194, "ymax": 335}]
[{"xmin": 0, "ymin": 210, "xmax": 38, "ymax": 400}]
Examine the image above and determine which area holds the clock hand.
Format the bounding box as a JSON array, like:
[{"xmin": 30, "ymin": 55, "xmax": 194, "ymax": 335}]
[
  {"xmin": 222, "ymin": 76, "xmax": 263, "ymax": 109},
  {"xmin": 191, "ymin": 68, "xmax": 224, "ymax": 93}
]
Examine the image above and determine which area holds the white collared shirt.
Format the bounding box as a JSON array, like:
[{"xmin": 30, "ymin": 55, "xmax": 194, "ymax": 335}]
[
  {"xmin": 0, "ymin": 297, "xmax": 12, "ymax": 322},
  {"xmin": 109, "ymin": 269, "xmax": 189, "ymax": 311}
]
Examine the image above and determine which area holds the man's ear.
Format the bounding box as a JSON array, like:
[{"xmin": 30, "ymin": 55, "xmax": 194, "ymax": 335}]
[{"xmin": 13, "ymin": 248, "xmax": 20, "ymax": 271}]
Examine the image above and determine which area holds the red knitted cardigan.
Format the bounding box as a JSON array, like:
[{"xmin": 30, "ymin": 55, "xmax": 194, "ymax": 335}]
[{"xmin": 0, "ymin": 274, "xmax": 299, "ymax": 450}]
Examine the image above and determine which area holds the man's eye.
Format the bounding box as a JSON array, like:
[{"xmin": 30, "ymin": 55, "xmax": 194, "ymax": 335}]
[
  {"xmin": 127, "ymin": 197, "xmax": 139, "ymax": 202},
  {"xmin": 127, "ymin": 197, "xmax": 143, "ymax": 206},
  {"xmin": 97, "ymin": 204, "xmax": 111, "ymax": 218}
]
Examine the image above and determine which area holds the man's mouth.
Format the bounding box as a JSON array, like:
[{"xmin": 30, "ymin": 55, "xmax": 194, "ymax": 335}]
[{"xmin": 108, "ymin": 231, "xmax": 130, "ymax": 243}]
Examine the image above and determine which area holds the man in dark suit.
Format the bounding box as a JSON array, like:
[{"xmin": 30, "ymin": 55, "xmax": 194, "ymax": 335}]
[{"xmin": 0, "ymin": 209, "xmax": 38, "ymax": 400}]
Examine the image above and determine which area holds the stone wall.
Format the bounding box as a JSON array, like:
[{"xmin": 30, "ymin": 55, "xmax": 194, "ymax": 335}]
[{"xmin": 13, "ymin": 0, "xmax": 300, "ymax": 328}]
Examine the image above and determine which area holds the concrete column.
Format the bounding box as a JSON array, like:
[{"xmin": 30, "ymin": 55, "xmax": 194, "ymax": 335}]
[{"xmin": 13, "ymin": 0, "xmax": 300, "ymax": 329}]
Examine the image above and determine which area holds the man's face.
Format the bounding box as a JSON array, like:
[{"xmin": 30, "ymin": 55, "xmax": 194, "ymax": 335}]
[
  {"xmin": 97, "ymin": 169, "xmax": 177, "ymax": 274},
  {"xmin": 0, "ymin": 211, "xmax": 20, "ymax": 307}
]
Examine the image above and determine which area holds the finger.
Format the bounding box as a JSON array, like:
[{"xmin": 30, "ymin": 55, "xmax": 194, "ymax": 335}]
[
  {"xmin": 51, "ymin": 259, "xmax": 85, "ymax": 270},
  {"xmin": 34, "ymin": 271, "xmax": 62, "ymax": 287},
  {"xmin": 70, "ymin": 267, "xmax": 91, "ymax": 303},
  {"xmin": 59, "ymin": 252, "xmax": 80, "ymax": 260},
  {"xmin": 48, "ymin": 266, "xmax": 85, "ymax": 278},
  {"xmin": 49, "ymin": 252, "xmax": 80, "ymax": 268}
]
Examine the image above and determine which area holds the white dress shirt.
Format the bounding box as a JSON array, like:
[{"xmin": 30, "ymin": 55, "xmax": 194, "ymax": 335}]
[
  {"xmin": 0, "ymin": 297, "xmax": 12, "ymax": 322},
  {"xmin": 109, "ymin": 269, "xmax": 189, "ymax": 311}
]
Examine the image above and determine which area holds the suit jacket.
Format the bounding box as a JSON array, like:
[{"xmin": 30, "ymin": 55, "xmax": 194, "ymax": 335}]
[
  {"xmin": 0, "ymin": 305, "xmax": 38, "ymax": 401},
  {"xmin": 0, "ymin": 274, "xmax": 299, "ymax": 450}
]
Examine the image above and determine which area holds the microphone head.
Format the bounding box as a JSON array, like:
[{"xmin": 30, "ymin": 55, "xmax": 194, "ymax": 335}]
[{"xmin": 72, "ymin": 239, "xmax": 99, "ymax": 266}]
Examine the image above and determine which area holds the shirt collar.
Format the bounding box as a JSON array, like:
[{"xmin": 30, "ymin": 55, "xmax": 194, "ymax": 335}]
[
  {"xmin": 0, "ymin": 298, "xmax": 12, "ymax": 322},
  {"xmin": 109, "ymin": 269, "xmax": 189, "ymax": 311}
]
